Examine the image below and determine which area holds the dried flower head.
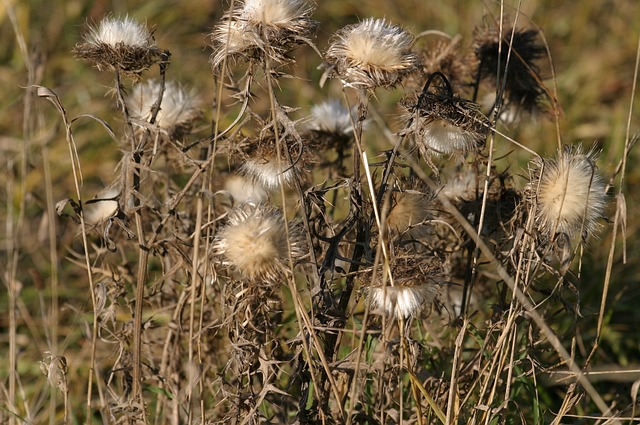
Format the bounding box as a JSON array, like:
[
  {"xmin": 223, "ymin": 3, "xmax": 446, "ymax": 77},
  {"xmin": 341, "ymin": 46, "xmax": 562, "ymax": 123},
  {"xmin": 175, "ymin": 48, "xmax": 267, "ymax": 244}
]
[
  {"xmin": 472, "ymin": 18, "xmax": 548, "ymax": 115},
  {"xmin": 223, "ymin": 174, "xmax": 269, "ymax": 205},
  {"xmin": 366, "ymin": 255, "xmax": 442, "ymax": 319},
  {"xmin": 403, "ymin": 76, "xmax": 490, "ymax": 157},
  {"xmin": 528, "ymin": 146, "xmax": 606, "ymax": 239},
  {"xmin": 73, "ymin": 16, "xmax": 162, "ymax": 75},
  {"xmin": 306, "ymin": 99, "xmax": 357, "ymax": 148},
  {"xmin": 386, "ymin": 183, "xmax": 436, "ymax": 240},
  {"xmin": 212, "ymin": 203, "xmax": 307, "ymax": 282},
  {"xmin": 126, "ymin": 80, "xmax": 201, "ymax": 138},
  {"xmin": 239, "ymin": 133, "xmax": 313, "ymax": 190},
  {"xmin": 416, "ymin": 36, "xmax": 471, "ymax": 96},
  {"xmin": 210, "ymin": 0, "xmax": 316, "ymax": 68},
  {"xmin": 84, "ymin": 187, "xmax": 120, "ymax": 225},
  {"xmin": 324, "ymin": 18, "xmax": 420, "ymax": 89}
]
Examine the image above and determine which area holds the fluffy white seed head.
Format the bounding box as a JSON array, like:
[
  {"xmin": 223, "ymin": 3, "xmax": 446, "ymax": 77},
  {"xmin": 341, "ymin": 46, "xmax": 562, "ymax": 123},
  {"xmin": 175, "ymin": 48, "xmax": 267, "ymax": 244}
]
[
  {"xmin": 74, "ymin": 16, "xmax": 161, "ymax": 74},
  {"xmin": 440, "ymin": 169, "xmax": 479, "ymax": 201},
  {"xmin": 242, "ymin": 0, "xmax": 311, "ymax": 26},
  {"xmin": 213, "ymin": 203, "xmax": 307, "ymax": 282},
  {"xmin": 308, "ymin": 99, "xmax": 356, "ymax": 136},
  {"xmin": 415, "ymin": 119, "xmax": 481, "ymax": 156},
  {"xmin": 126, "ymin": 80, "xmax": 200, "ymax": 135},
  {"xmin": 325, "ymin": 18, "xmax": 419, "ymax": 89},
  {"xmin": 85, "ymin": 16, "xmax": 154, "ymax": 48},
  {"xmin": 386, "ymin": 190, "xmax": 434, "ymax": 238},
  {"xmin": 368, "ymin": 284, "xmax": 437, "ymax": 319},
  {"xmin": 530, "ymin": 147, "xmax": 606, "ymax": 238},
  {"xmin": 240, "ymin": 157, "xmax": 296, "ymax": 190},
  {"xmin": 84, "ymin": 187, "xmax": 120, "ymax": 225},
  {"xmin": 210, "ymin": 0, "xmax": 315, "ymax": 68},
  {"xmin": 223, "ymin": 174, "xmax": 269, "ymax": 205}
]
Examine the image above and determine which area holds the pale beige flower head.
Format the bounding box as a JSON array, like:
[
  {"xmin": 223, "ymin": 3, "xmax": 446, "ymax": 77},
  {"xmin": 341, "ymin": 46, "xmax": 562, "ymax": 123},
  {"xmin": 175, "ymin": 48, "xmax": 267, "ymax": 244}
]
[
  {"xmin": 73, "ymin": 16, "xmax": 162, "ymax": 75},
  {"xmin": 324, "ymin": 18, "xmax": 420, "ymax": 89},
  {"xmin": 239, "ymin": 133, "xmax": 313, "ymax": 190},
  {"xmin": 305, "ymin": 99, "xmax": 360, "ymax": 149},
  {"xmin": 386, "ymin": 183, "xmax": 435, "ymax": 241},
  {"xmin": 402, "ymin": 78, "xmax": 490, "ymax": 157},
  {"xmin": 223, "ymin": 174, "xmax": 269, "ymax": 206},
  {"xmin": 366, "ymin": 255, "xmax": 442, "ymax": 319},
  {"xmin": 212, "ymin": 203, "xmax": 307, "ymax": 283},
  {"xmin": 210, "ymin": 0, "xmax": 316, "ymax": 69},
  {"xmin": 528, "ymin": 146, "xmax": 607, "ymax": 239},
  {"xmin": 126, "ymin": 80, "xmax": 201, "ymax": 138},
  {"xmin": 84, "ymin": 187, "xmax": 120, "ymax": 225}
]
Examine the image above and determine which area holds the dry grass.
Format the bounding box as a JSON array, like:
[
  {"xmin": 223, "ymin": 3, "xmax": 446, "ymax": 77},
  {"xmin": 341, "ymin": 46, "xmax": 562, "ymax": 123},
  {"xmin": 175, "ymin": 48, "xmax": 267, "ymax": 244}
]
[{"xmin": 1, "ymin": 0, "xmax": 639, "ymax": 424}]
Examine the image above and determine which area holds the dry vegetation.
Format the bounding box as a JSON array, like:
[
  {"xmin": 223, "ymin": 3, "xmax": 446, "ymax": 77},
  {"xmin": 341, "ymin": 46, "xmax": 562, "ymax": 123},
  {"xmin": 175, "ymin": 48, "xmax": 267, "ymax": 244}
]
[{"xmin": 1, "ymin": 0, "xmax": 640, "ymax": 424}]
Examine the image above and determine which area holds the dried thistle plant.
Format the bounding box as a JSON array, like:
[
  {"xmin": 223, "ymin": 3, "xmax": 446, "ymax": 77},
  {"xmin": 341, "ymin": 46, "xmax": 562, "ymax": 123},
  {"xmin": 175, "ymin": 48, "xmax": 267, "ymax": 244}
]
[
  {"xmin": 365, "ymin": 253, "xmax": 444, "ymax": 319},
  {"xmin": 238, "ymin": 130, "xmax": 314, "ymax": 190}
]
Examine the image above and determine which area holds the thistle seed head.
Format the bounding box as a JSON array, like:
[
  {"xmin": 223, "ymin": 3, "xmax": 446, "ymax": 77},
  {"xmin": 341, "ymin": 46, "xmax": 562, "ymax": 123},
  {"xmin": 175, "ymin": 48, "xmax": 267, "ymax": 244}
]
[
  {"xmin": 73, "ymin": 16, "xmax": 162, "ymax": 75},
  {"xmin": 210, "ymin": 0, "xmax": 316, "ymax": 69},
  {"xmin": 472, "ymin": 19, "xmax": 548, "ymax": 115},
  {"xmin": 324, "ymin": 18, "xmax": 420, "ymax": 89},
  {"xmin": 239, "ymin": 133, "xmax": 313, "ymax": 190},
  {"xmin": 528, "ymin": 146, "xmax": 607, "ymax": 239},
  {"xmin": 402, "ymin": 86, "xmax": 490, "ymax": 157},
  {"xmin": 126, "ymin": 80, "xmax": 201, "ymax": 139},
  {"xmin": 366, "ymin": 254, "xmax": 442, "ymax": 319},
  {"xmin": 212, "ymin": 203, "xmax": 307, "ymax": 283},
  {"xmin": 306, "ymin": 99, "xmax": 358, "ymax": 149},
  {"xmin": 386, "ymin": 183, "xmax": 435, "ymax": 239}
]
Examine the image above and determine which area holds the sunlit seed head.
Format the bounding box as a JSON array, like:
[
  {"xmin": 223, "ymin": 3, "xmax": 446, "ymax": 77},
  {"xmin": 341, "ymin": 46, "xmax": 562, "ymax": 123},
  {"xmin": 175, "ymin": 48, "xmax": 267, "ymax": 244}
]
[
  {"xmin": 126, "ymin": 80, "xmax": 201, "ymax": 136},
  {"xmin": 416, "ymin": 120, "xmax": 480, "ymax": 155},
  {"xmin": 210, "ymin": 0, "xmax": 316, "ymax": 68},
  {"xmin": 84, "ymin": 187, "xmax": 120, "ymax": 225},
  {"xmin": 210, "ymin": 20, "xmax": 254, "ymax": 68},
  {"xmin": 402, "ymin": 90, "xmax": 490, "ymax": 157},
  {"xmin": 212, "ymin": 203, "xmax": 307, "ymax": 282},
  {"xmin": 530, "ymin": 147, "xmax": 606, "ymax": 238},
  {"xmin": 239, "ymin": 136, "xmax": 312, "ymax": 190},
  {"xmin": 74, "ymin": 16, "xmax": 161, "ymax": 74},
  {"xmin": 242, "ymin": 0, "xmax": 312, "ymax": 26},
  {"xmin": 240, "ymin": 157, "xmax": 296, "ymax": 190},
  {"xmin": 308, "ymin": 99, "xmax": 355, "ymax": 137},
  {"xmin": 85, "ymin": 16, "xmax": 154, "ymax": 48},
  {"xmin": 368, "ymin": 282, "xmax": 438, "ymax": 319},
  {"xmin": 223, "ymin": 174, "xmax": 269, "ymax": 205},
  {"xmin": 366, "ymin": 254, "xmax": 442, "ymax": 319},
  {"xmin": 325, "ymin": 18, "xmax": 420, "ymax": 89},
  {"xmin": 386, "ymin": 189, "xmax": 434, "ymax": 237},
  {"xmin": 440, "ymin": 168, "xmax": 479, "ymax": 202}
]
